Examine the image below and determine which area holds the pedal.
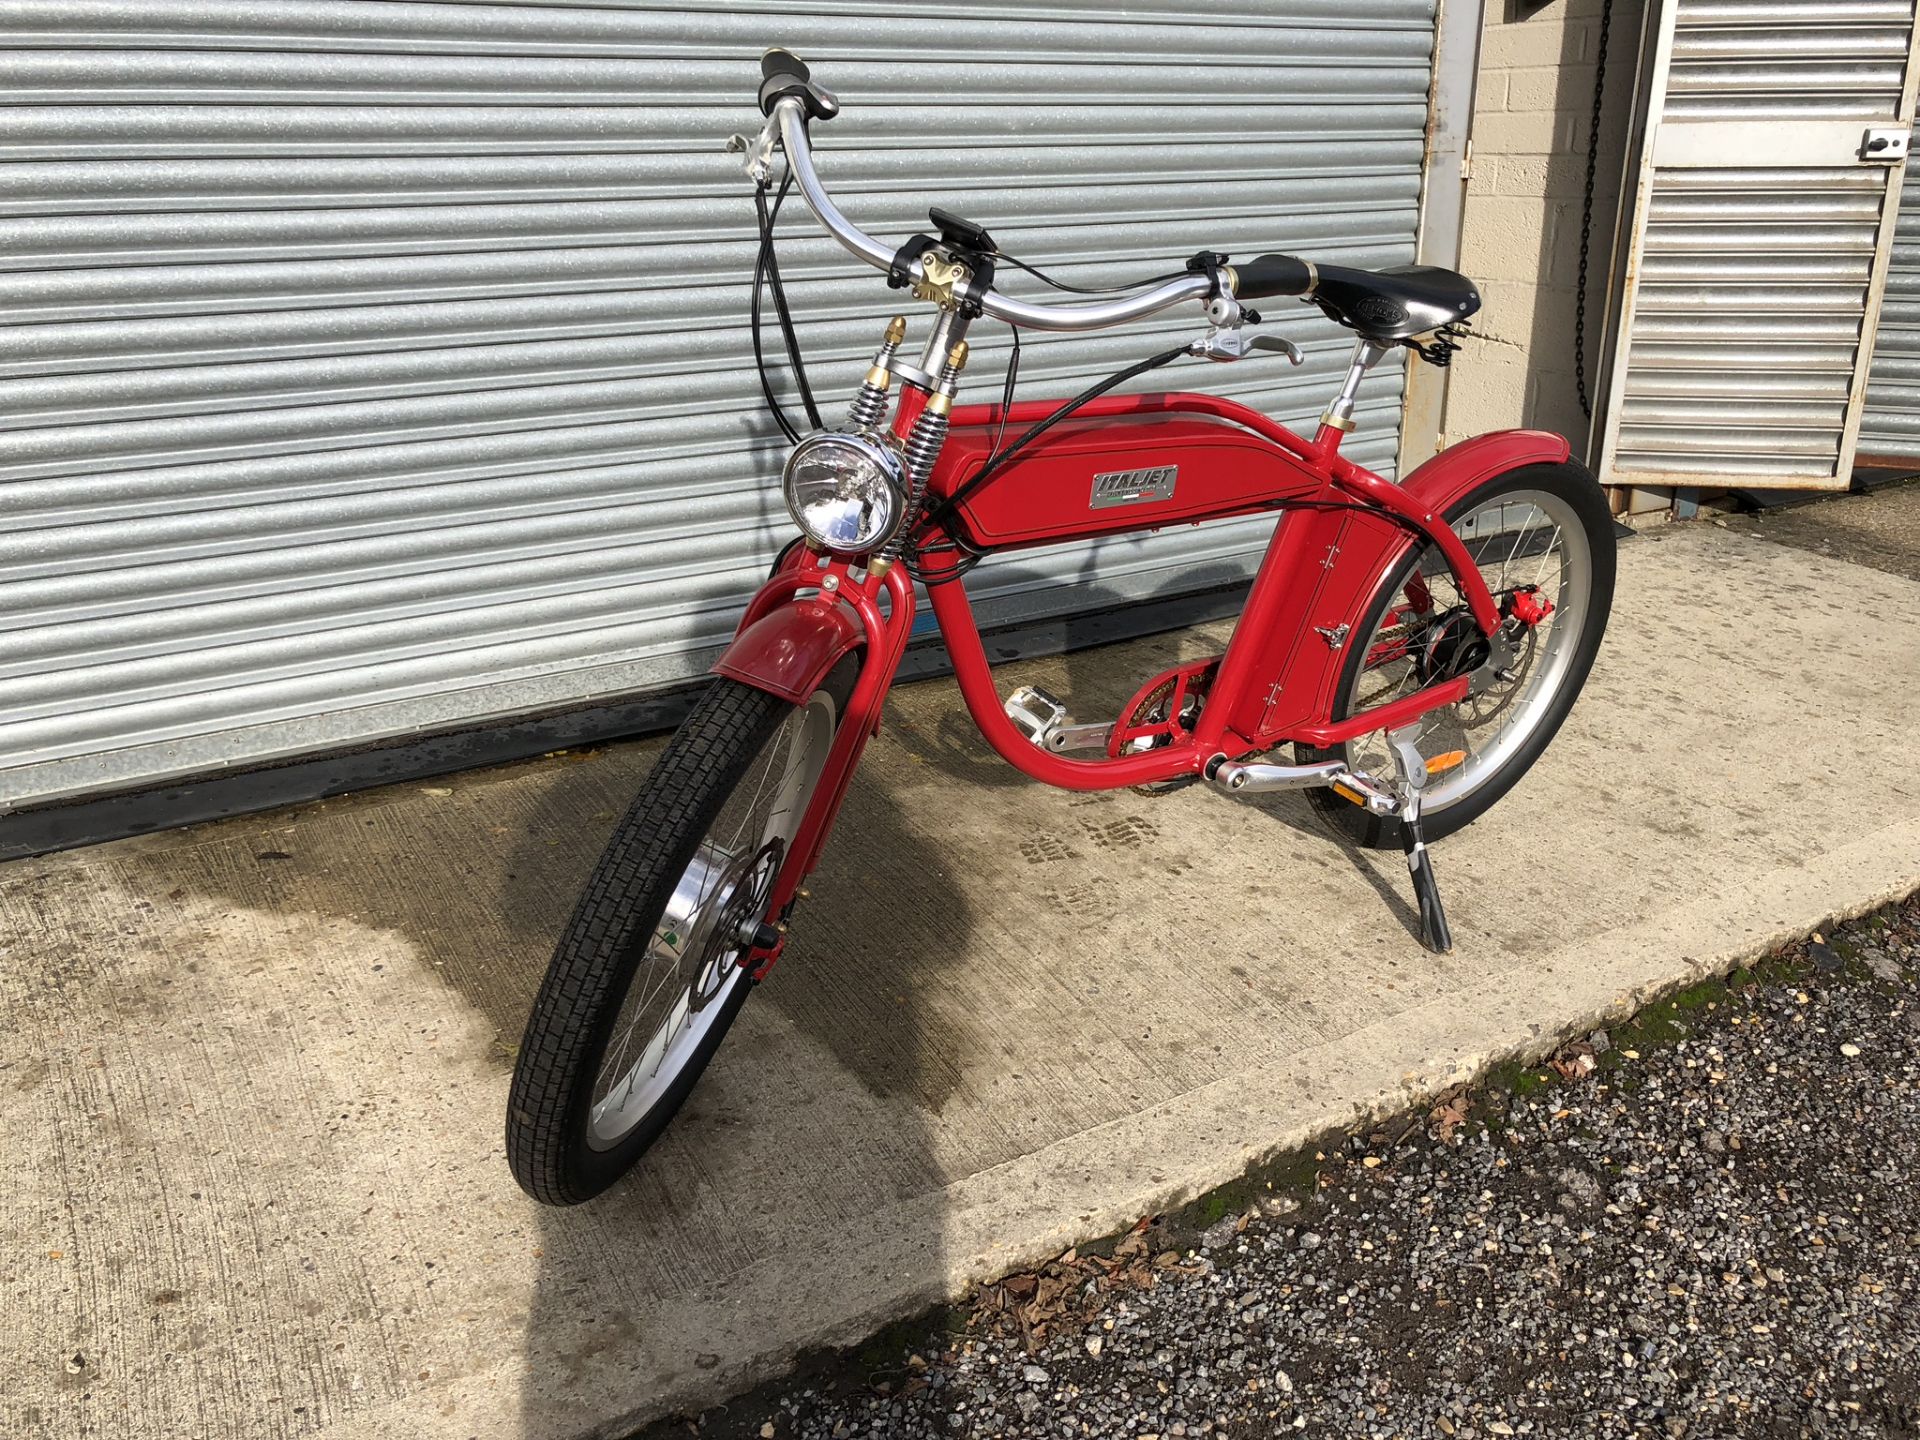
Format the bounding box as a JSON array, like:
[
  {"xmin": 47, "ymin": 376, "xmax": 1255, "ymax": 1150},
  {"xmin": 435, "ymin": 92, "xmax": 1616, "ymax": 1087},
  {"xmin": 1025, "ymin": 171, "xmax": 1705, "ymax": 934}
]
[{"xmin": 1003, "ymin": 685, "xmax": 1111, "ymax": 754}]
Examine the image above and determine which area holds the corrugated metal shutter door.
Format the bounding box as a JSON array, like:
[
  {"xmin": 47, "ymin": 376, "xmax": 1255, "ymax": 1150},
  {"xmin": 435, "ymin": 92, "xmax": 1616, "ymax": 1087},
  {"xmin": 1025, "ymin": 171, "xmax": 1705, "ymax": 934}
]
[
  {"xmin": 1598, "ymin": 0, "xmax": 1920, "ymax": 489},
  {"xmin": 1859, "ymin": 174, "xmax": 1920, "ymax": 460},
  {"xmin": 1, "ymin": 0, "xmax": 1436, "ymax": 808}
]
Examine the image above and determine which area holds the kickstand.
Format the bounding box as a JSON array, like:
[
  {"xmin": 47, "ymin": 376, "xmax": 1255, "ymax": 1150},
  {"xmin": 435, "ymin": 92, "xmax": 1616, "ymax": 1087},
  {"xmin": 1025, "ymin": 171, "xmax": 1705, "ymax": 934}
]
[{"xmin": 1387, "ymin": 729, "xmax": 1453, "ymax": 954}]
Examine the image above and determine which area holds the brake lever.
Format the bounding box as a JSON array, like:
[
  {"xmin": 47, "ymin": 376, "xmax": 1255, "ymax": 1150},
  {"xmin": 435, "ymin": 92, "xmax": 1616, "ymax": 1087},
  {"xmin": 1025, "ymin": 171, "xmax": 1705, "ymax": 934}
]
[
  {"xmin": 1188, "ymin": 328, "xmax": 1304, "ymax": 365},
  {"xmin": 725, "ymin": 118, "xmax": 780, "ymax": 187}
]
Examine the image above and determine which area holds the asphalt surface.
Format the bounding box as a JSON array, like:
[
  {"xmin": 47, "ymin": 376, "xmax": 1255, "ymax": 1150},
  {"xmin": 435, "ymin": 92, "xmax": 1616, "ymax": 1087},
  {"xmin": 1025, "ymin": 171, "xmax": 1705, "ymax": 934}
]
[{"xmin": 657, "ymin": 892, "xmax": 1920, "ymax": 1440}]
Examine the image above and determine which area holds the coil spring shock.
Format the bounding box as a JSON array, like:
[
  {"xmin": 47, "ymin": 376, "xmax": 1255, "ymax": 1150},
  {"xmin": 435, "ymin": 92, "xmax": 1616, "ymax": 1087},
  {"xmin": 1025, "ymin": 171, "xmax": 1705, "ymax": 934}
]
[
  {"xmin": 879, "ymin": 340, "xmax": 968, "ymax": 562},
  {"xmin": 880, "ymin": 406, "xmax": 949, "ymax": 562},
  {"xmin": 847, "ymin": 382, "xmax": 890, "ymax": 432},
  {"xmin": 846, "ymin": 315, "xmax": 906, "ymax": 433}
]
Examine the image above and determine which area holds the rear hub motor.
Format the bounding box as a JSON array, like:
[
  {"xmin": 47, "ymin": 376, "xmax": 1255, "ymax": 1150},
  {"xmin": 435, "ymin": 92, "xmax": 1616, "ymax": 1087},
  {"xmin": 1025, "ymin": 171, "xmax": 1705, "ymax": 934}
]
[{"xmin": 1408, "ymin": 609, "xmax": 1491, "ymax": 685}]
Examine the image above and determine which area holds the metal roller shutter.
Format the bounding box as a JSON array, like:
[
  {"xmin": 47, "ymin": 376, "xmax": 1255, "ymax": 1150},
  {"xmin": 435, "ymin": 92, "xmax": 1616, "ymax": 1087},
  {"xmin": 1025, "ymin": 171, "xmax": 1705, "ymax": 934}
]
[
  {"xmin": 1597, "ymin": 0, "xmax": 1920, "ymax": 490},
  {"xmin": 1859, "ymin": 172, "xmax": 1920, "ymax": 461},
  {"xmin": 0, "ymin": 0, "xmax": 1437, "ymax": 808}
]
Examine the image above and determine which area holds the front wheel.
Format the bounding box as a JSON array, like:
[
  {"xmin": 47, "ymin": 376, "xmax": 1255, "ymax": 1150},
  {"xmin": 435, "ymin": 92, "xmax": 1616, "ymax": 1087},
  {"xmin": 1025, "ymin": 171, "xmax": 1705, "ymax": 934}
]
[
  {"xmin": 506, "ymin": 657, "xmax": 856, "ymax": 1206},
  {"xmin": 1300, "ymin": 461, "xmax": 1615, "ymax": 849}
]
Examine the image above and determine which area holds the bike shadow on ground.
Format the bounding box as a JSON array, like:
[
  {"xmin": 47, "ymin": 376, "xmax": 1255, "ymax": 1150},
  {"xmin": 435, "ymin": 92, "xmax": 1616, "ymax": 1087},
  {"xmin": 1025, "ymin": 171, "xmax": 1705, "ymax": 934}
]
[
  {"xmin": 491, "ymin": 528, "xmax": 1423, "ymax": 1429},
  {"xmin": 881, "ymin": 542, "xmax": 1428, "ymax": 945},
  {"xmin": 494, "ymin": 730, "xmax": 977, "ymax": 1436}
]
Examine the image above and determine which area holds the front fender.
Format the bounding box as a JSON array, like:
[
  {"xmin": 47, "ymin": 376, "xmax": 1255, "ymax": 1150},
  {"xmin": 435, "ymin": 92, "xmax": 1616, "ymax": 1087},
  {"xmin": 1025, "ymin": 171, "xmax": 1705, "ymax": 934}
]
[{"xmin": 711, "ymin": 598, "xmax": 864, "ymax": 704}]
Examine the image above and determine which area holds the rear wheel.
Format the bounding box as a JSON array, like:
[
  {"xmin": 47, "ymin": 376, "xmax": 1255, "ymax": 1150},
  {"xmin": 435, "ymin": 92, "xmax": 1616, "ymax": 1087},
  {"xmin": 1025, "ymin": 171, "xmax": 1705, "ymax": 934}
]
[
  {"xmin": 1300, "ymin": 462, "xmax": 1614, "ymax": 848},
  {"xmin": 506, "ymin": 657, "xmax": 856, "ymax": 1205}
]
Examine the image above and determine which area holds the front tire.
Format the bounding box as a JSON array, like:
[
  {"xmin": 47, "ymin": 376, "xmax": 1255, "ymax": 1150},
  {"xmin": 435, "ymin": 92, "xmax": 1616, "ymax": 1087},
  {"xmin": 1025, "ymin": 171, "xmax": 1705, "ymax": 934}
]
[
  {"xmin": 506, "ymin": 658, "xmax": 856, "ymax": 1205},
  {"xmin": 1300, "ymin": 462, "xmax": 1615, "ymax": 849}
]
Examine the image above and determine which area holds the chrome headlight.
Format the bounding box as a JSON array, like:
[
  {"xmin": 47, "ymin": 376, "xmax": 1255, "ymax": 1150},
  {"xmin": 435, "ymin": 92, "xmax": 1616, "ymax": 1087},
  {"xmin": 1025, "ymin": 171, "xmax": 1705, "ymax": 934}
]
[{"xmin": 781, "ymin": 431, "xmax": 906, "ymax": 555}]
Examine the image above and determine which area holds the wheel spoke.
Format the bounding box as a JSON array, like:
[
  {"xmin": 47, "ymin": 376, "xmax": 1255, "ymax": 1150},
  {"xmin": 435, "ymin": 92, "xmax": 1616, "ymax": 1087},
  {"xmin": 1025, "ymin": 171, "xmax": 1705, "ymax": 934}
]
[{"xmin": 1334, "ymin": 489, "xmax": 1592, "ymax": 814}]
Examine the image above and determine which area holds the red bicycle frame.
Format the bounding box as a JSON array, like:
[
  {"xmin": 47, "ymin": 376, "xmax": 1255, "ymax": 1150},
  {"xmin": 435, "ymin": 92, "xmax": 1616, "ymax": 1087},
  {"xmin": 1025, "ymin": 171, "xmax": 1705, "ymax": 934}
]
[{"xmin": 714, "ymin": 385, "xmax": 1568, "ymax": 973}]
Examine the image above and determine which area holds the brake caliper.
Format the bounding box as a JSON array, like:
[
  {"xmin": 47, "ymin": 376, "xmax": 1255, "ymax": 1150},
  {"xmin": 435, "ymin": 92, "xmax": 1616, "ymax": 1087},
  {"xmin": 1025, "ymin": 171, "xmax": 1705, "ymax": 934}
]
[{"xmin": 1507, "ymin": 586, "xmax": 1555, "ymax": 627}]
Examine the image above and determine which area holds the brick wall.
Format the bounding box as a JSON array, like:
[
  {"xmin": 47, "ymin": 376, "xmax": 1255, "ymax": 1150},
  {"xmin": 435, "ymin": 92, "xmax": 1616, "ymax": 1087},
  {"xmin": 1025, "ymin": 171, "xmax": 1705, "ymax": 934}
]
[{"xmin": 1441, "ymin": 0, "xmax": 1642, "ymax": 465}]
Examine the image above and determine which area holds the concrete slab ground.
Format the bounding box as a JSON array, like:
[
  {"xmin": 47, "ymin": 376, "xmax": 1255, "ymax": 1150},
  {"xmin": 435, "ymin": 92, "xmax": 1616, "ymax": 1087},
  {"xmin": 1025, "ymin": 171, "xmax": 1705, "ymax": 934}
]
[{"xmin": 5, "ymin": 512, "xmax": 1919, "ymax": 1440}]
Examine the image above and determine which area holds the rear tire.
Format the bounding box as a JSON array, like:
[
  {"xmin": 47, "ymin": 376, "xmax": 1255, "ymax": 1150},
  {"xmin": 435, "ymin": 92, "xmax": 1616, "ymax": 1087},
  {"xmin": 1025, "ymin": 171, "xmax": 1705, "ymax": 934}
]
[
  {"xmin": 1300, "ymin": 461, "xmax": 1614, "ymax": 849},
  {"xmin": 506, "ymin": 657, "xmax": 857, "ymax": 1205}
]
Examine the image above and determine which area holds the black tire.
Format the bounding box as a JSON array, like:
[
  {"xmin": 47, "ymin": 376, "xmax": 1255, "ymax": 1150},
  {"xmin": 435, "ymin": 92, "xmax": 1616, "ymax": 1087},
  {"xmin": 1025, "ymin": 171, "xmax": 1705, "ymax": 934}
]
[
  {"xmin": 1300, "ymin": 461, "xmax": 1615, "ymax": 849},
  {"xmin": 506, "ymin": 657, "xmax": 857, "ymax": 1206}
]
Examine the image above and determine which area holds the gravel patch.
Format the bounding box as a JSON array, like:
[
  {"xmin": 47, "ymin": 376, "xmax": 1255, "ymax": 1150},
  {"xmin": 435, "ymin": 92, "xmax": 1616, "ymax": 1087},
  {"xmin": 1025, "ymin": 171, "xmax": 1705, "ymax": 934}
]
[{"xmin": 651, "ymin": 895, "xmax": 1920, "ymax": 1440}]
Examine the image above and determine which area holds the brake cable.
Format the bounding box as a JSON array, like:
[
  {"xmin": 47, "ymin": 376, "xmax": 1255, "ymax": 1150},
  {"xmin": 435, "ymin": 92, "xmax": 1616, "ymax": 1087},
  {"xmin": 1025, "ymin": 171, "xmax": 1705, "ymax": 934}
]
[
  {"xmin": 989, "ymin": 249, "xmax": 1190, "ymax": 297},
  {"xmin": 917, "ymin": 342, "xmax": 1192, "ymax": 538},
  {"xmin": 987, "ymin": 324, "xmax": 1022, "ymax": 466},
  {"xmin": 752, "ymin": 170, "xmax": 823, "ymax": 441}
]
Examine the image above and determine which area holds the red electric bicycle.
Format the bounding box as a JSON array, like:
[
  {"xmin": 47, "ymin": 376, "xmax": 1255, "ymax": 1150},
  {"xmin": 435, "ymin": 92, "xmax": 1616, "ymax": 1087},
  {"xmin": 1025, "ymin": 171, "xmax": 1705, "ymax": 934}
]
[{"xmin": 506, "ymin": 51, "xmax": 1615, "ymax": 1205}]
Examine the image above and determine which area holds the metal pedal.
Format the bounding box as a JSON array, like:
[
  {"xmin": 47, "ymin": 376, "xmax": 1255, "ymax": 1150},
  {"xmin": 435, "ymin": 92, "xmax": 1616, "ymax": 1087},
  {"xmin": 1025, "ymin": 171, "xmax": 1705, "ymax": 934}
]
[{"xmin": 1003, "ymin": 685, "xmax": 1111, "ymax": 754}]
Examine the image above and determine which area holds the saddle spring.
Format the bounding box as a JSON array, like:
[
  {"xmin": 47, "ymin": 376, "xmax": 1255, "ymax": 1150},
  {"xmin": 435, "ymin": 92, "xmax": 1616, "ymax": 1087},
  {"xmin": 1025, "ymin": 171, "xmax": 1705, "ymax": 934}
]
[{"xmin": 1405, "ymin": 322, "xmax": 1471, "ymax": 368}]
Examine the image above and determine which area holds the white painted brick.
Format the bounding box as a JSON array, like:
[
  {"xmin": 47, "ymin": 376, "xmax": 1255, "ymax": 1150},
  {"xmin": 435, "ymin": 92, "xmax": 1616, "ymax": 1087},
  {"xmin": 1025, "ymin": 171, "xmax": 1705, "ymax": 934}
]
[
  {"xmin": 1480, "ymin": 20, "xmax": 1581, "ymax": 70},
  {"xmin": 1472, "ymin": 279, "xmax": 1546, "ymax": 342},
  {"xmin": 1442, "ymin": 344, "xmax": 1531, "ymax": 436},
  {"xmin": 1459, "ymin": 200, "xmax": 1549, "ymax": 278},
  {"xmin": 1471, "ymin": 110, "xmax": 1579, "ymax": 157},
  {"xmin": 1443, "ymin": 0, "xmax": 1627, "ymax": 450},
  {"xmin": 1488, "ymin": 153, "xmax": 1590, "ymax": 200},
  {"xmin": 1504, "ymin": 64, "xmax": 1587, "ymax": 116}
]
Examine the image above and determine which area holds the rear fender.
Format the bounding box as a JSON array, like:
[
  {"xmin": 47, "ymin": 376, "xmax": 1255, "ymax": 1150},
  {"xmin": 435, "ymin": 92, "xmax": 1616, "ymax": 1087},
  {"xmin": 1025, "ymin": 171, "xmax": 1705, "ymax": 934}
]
[
  {"xmin": 711, "ymin": 598, "xmax": 864, "ymax": 704},
  {"xmin": 1242, "ymin": 430, "xmax": 1573, "ymax": 742},
  {"xmin": 1398, "ymin": 429, "xmax": 1571, "ymax": 514},
  {"xmin": 1363, "ymin": 429, "xmax": 1575, "ymax": 608},
  {"xmin": 1327, "ymin": 428, "xmax": 1574, "ymax": 715}
]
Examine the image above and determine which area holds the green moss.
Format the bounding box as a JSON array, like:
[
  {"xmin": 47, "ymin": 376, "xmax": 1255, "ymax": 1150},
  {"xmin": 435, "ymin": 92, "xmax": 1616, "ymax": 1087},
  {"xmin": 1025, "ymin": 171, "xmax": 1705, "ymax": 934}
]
[{"xmin": 1162, "ymin": 1129, "xmax": 1338, "ymax": 1239}]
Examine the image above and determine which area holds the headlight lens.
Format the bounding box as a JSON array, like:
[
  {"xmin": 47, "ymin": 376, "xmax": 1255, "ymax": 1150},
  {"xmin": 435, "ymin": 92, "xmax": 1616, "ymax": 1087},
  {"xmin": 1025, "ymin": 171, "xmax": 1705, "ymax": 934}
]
[{"xmin": 781, "ymin": 431, "xmax": 906, "ymax": 555}]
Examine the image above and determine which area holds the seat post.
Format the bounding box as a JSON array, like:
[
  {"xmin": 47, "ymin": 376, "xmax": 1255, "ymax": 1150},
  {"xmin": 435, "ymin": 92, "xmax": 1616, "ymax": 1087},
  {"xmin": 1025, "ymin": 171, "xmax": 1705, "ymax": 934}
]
[{"xmin": 1317, "ymin": 337, "xmax": 1394, "ymax": 450}]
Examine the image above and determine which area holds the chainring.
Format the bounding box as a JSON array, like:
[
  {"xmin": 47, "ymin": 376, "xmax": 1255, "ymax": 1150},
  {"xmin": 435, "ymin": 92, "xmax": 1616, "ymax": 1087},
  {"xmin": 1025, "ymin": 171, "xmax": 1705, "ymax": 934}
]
[{"xmin": 1108, "ymin": 657, "xmax": 1220, "ymax": 793}]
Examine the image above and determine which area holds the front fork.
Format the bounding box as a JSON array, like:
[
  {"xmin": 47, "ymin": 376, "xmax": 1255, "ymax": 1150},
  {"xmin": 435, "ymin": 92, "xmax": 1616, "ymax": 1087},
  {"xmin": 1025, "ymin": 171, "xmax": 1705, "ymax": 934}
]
[
  {"xmin": 736, "ymin": 310, "xmax": 977, "ymax": 979},
  {"xmin": 739, "ymin": 554, "xmax": 917, "ymax": 979}
]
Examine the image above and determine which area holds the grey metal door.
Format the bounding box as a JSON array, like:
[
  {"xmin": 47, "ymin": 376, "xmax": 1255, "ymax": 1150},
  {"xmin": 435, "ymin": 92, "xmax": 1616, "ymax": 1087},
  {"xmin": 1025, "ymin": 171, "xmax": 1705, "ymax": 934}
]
[
  {"xmin": 1597, "ymin": 0, "xmax": 1920, "ymax": 492},
  {"xmin": 1859, "ymin": 167, "xmax": 1920, "ymax": 462},
  {"xmin": 1, "ymin": 0, "xmax": 1440, "ymax": 809}
]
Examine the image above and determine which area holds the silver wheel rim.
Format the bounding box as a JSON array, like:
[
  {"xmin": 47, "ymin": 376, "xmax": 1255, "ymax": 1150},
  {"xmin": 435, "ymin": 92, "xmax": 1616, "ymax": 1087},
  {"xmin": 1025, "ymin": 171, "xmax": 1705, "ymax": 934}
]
[
  {"xmin": 1340, "ymin": 488, "xmax": 1592, "ymax": 813},
  {"xmin": 586, "ymin": 689, "xmax": 837, "ymax": 1149}
]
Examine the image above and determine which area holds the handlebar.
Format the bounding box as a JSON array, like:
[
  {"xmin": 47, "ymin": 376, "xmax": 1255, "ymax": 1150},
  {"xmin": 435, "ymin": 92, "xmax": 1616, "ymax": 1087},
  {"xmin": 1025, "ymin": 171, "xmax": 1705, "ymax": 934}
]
[{"xmin": 766, "ymin": 91, "xmax": 1214, "ymax": 335}]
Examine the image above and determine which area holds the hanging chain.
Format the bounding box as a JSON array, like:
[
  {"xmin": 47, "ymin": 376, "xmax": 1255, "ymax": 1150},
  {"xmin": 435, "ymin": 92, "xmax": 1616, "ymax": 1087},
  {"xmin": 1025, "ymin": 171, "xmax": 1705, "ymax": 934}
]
[{"xmin": 1573, "ymin": 0, "xmax": 1614, "ymax": 420}]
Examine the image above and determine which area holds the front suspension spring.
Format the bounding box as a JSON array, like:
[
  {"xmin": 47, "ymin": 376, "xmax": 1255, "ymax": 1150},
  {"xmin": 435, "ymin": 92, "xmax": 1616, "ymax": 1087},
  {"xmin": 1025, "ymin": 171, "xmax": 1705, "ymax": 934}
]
[
  {"xmin": 846, "ymin": 380, "xmax": 890, "ymax": 432},
  {"xmin": 880, "ymin": 407, "xmax": 950, "ymax": 562}
]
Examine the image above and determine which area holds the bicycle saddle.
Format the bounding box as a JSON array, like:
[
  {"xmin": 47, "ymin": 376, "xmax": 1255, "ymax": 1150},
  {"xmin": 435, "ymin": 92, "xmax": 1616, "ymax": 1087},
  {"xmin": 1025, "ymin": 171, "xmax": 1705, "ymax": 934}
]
[{"xmin": 1303, "ymin": 263, "xmax": 1481, "ymax": 342}]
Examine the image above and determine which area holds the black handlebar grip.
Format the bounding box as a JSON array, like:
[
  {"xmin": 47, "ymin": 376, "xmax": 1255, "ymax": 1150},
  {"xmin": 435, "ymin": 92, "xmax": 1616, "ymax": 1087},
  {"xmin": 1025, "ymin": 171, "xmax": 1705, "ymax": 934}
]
[
  {"xmin": 761, "ymin": 48, "xmax": 810, "ymax": 84},
  {"xmin": 758, "ymin": 48, "xmax": 840, "ymax": 121},
  {"xmin": 1231, "ymin": 254, "xmax": 1316, "ymax": 300}
]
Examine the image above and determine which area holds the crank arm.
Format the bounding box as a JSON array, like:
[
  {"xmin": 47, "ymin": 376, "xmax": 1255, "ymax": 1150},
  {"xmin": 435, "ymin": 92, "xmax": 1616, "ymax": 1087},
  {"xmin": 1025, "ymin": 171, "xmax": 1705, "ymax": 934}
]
[{"xmin": 1206, "ymin": 755, "xmax": 1400, "ymax": 814}]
